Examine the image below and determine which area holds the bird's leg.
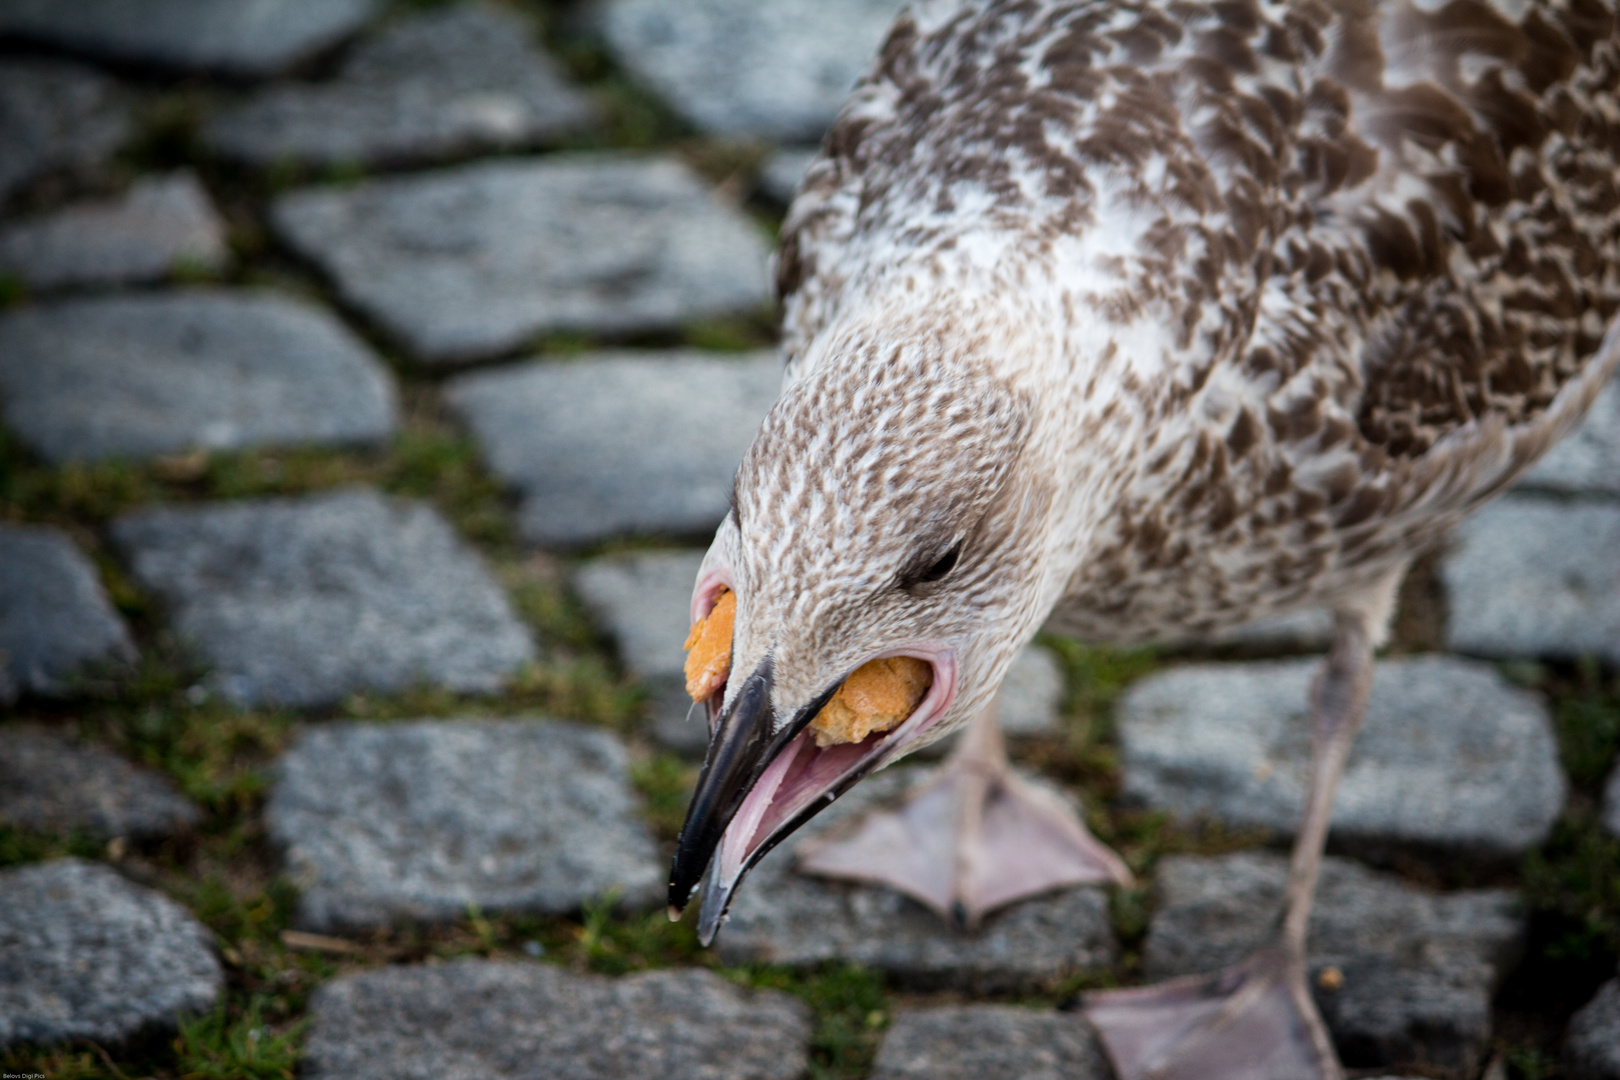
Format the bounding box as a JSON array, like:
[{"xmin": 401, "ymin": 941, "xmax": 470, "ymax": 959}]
[
  {"xmin": 796, "ymin": 700, "xmax": 1132, "ymax": 927},
  {"xmin": 1082, "ymin": 609, "xmax": 1377, "ymax": 1080}
]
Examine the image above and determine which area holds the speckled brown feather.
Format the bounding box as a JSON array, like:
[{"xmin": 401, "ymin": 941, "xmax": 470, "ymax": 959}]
[
  {"xmin": 676, "ymin": 0, "xmax": 1619, "ymax": 952},
  {"xmin": 765, "ymin": 0, "xmax": 1620, "ymax": 657}
]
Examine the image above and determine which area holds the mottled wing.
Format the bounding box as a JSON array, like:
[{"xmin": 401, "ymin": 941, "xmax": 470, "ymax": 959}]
[{"xmin": 779, "ymin": 0, "xmax": 1620, "ymax": 636}]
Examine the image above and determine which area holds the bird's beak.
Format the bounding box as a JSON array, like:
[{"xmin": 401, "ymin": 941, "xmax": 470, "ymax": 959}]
[
  {"xmin": 664, "ymin": 654, "xmax": 781, "ymax": 927},
  {"xmin": 667, "ymin": 645, "xmax": 958, "ymax": 945}
]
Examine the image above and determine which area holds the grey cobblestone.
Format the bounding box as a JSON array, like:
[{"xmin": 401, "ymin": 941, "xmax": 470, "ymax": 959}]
[
  {"xmin": 0, "ymin": 57, "xmax": 130, "ymax": 204},
  {"xmin": 267, "ymin": 718, "xmax": 662, "ymax": 930},
  {"xmin": 1119, "ymin": 655, "xmax": 1566, "ymax": 858},
  {"xmin": 573, "ymin": 548, "xmax": 708, "ymax": 753},
  {"xmin": 273, "ymin": 156, "xmax": 771, "ymax": 364},
  {"xmin": 0, "ymin": 0, "xmax": 384, "ymax": 77},
  {"xmin": 0, "ymin": 727, "xmax": 199, "ymax": 840},
  {"xmin": 0, "ymin": 858, "xmax": 222, "ymax": 1048},
  {"xmin": 872, "ymin": 1006, "xmax": 1111, "ymax": 1080},
  {"xmin": 0, "ymin": 171, "xmax": 227, "ymax": 291},
  {"xmin": 204, "ymin": 3, "xmax": 595, "ymax": 169},
  {"xmin": 758, "ymin": 147, "xmax": 817, "ymax": 204},
  {"xmin": 449, "ymin": 351, "xmax": 780, "ymax": 544},
  {"xmin": 111, "ymin": 488, "xmax": 534, "ymax": 707},
  {"xmin": 0, "ymin": 288, "xmax": 398, "ymax": 464},
  {"xmin": 303, "ymin": 961, "xmax": 811, "ymax": 1080},
  {"xmin": 1442, "ymin": 495, "xmax": 1620, "ymax": 666},
  {"xmin": 0, "ymin": 523, "xmax": 135, "ymax": 701},
  {"xmin": 602, "ymin": 0, "xmax": 903, "ymax": 140},
  {"xmin": 1567, "ymin": 977, "xmax": 1620, "ymax": 1080}
]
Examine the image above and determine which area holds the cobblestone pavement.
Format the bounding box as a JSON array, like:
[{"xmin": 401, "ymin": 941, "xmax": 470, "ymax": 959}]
[{"xmin": 0, "ymin": 2, "xmax": 1617, "ymax": 1078}]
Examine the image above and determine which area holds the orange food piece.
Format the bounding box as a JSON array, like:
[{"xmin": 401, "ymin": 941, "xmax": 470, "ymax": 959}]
[
  {"xmin": 682, "ymin": 589, "xmax": 930, "ymax": 746},
  {"xmin": 684, "ymin": 588, "xmax": 735, "ymax": 701},
  {"xmin": 808, "ymin": 656, "xmax": 932, "ymax": 748}
]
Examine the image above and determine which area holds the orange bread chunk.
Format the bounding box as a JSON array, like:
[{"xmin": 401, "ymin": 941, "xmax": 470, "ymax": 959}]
[
  {"xmin": 683, "ymin": 588, "xmax": 735, "ymax": 701},
  {"xmin": 808, "ymin": 656, "xmax": 932, "ymax": 748}
]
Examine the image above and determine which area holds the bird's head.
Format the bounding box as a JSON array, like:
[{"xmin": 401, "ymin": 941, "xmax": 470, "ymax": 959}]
[{"xmin": 668, "ymin": 336, "xmax": 1061, "ymax": 942}]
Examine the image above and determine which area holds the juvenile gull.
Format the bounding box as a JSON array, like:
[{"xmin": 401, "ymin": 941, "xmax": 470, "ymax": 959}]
[{"xmin": 665, "ymin": 1, "xmax": 1620, "ymax": 1077}]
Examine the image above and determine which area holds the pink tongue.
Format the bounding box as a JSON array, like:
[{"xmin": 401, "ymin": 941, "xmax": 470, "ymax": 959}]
[
  {"xmin": 717, "ymin": 736, "xmax": 808, "ymax": 885},
  {"xmin": 715, "ymin": 729, "xmax": 897, "ymax": 886}
]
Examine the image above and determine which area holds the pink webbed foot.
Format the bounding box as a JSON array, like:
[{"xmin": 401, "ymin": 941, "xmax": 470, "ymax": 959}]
[
  {"xmin": 1084, "ymin": 598, "xmax": 1389, "ymax": 1080},
  {"xmin": 1083, "ymin": 948, "xmax": 1343, "ymax": 1080},
  {"xmin": 794, "ymin": 707, "xmax": 1131, "ymax": 926}
]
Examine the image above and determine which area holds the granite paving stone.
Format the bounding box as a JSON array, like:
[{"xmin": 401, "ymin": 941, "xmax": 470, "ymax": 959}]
[
  {"xmin": 0, "ymin": 858, "xmax": 222, "ymax": 1048},
  {"xmin": 758, "ymin": 147, "xmax": 817, "ymax": 205},
  {"xmin": 273, "ymin": 156, "xmax": 772, "ymax": 364},
  {"xmin": 0, "ymin": 523, "xmax": 135, "ymax": 702},
  {"xmin": 303, "ymin": 960, "xmax": 810, "ymax": 1080},
  {"xmin": 871, "ymin": 1005, "xmax": 1111, "ymax": 1080},
  {"xmin": 449, "ymin": 351, "xmax": 781, "ymax": 544},
  {"xmin": 0, "ymin": 171, "xmax": 228, "ymax": 291},
  {"xmin": 0, "ymin": 727, "xmax": 199, "ymax": 840},
  {"xmin": 267, "ymin": 718, "xmax": 661, "ymax": 931},
  {"xmin": 1143, "ymin": 851, "xmax": 1524, "ymax": 1072},
  {"xmin": 602, "ymin": 0, "xmax": 903, "ymax": 140},
  {"xmin": 0, "ymin": 57, "xmax": 130, "ymax": 204},
  {"xmin": 1441, "ymin": 495, "xmax": 1620, "ymax": 666},
  {"xmin": 574, "ymin": 549, "xmax": 706, "ymax": 683},
  {"xmin": 204, "ymin": 3, "xmax": 595, "ymax": 169},
  {"xmin": 573, "ymin": 548, "xmax": 708, "ymax": 753},
  {"xmin": 1521, "ymin": 378, "xmax": 1620, "ymax": 496},
  {"xmin": 0, "ymin": 0, "xmax": 384, "ymax": 78},
  {"xmin": 716, "ymin": 768, "xmax": 1119, "ymax": 991},
  {"xmin": 111, "ymin": 488, "xmax": 534, "ymax": 707},
  {"xmin": 0, "ymin": 288, "xmax": 398, "ymax": 464},
  {"xmin": 1567, "ymin": 977, "xmax": 1620, "ymax": 1080},
  {"xmin": 995, "ymin": 644, "xmax": 1064, "ymax": 737},
  {"xmin": 1118, "ymin": 655, "xmax": 1566, "ymax": 858}
]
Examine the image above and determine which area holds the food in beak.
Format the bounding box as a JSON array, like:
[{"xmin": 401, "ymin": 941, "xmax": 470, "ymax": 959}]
[
  {"xmin": 682, "ymin": 591, "xmax": 932, "ymax": 747},
  {"xmin": 683, "ymin": 587, "xmax": 735, "ymax": 700},
  {"xmin": 806, "ymin": 656, "xmax": 931, "ymax": 747}
]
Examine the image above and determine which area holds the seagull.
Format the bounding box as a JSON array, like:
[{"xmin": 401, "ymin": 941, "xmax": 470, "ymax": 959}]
[{"xmin": 666, "ymin": 0, "xmax": 1620, "ymax": 1075}]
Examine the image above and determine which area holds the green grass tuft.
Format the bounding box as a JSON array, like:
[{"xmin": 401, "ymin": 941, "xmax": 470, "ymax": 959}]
[
  {"xmin": 1551, "ymin": 663, "xmax": 1620, "ymax": 792},
  {"xmin": 173, "ymin": 996, "xmax": 308, "ymax": 1080},
  {"xmin": 630, "ymin": 752, "xmax": 698, "ymax": 843},
  {"xmin": 1523, "ymin": 818, "xmax": 1620, "ymax": 964},
  {"xmin": 573, "ymin": 892, "xmax": 705, "ymax": 975},
  {"xmin": 168, "ymin": 255, "xmax": 226, "ymax": 285},
  {"xmin": 95, "ymin": 698, "xmax": 298, "ymax": 814},
  {"xmin": 0, "ymin": 825, "xmax": 105, "ymax": 870},
  {"xmin": 681, "ymin": 314, "xmax": 778, "ymax": 353},
  {"xmin": 1521, "ymin": 659, "xmax": 1620, "ymax": 964},
  {"xmin": 0, "ymin": 271, "xmax": 28, "ymax": 308}
]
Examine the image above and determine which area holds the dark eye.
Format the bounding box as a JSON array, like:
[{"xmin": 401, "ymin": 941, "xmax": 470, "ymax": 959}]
[
  {"xmin": 918, "ymin": 542, "xmax": 961, "ymax": 582},
  {"xmin": 901, "ymin": 538, "xmax": 962, "ymax": 590}
]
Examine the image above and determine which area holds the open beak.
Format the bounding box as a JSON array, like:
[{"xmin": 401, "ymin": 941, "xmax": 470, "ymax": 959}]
[{"xmin": 667, "ymin": 644, "xmax": 958, "ymax": 944}]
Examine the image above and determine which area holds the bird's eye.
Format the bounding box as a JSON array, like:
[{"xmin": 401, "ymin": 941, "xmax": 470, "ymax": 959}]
[
  {"xmin": 919, "ymin": 543, "xmax": 961, "ymax": 582},
  {"xmin": 907, "ymin": 539, "xmax": 962, "ymax": 588}
]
